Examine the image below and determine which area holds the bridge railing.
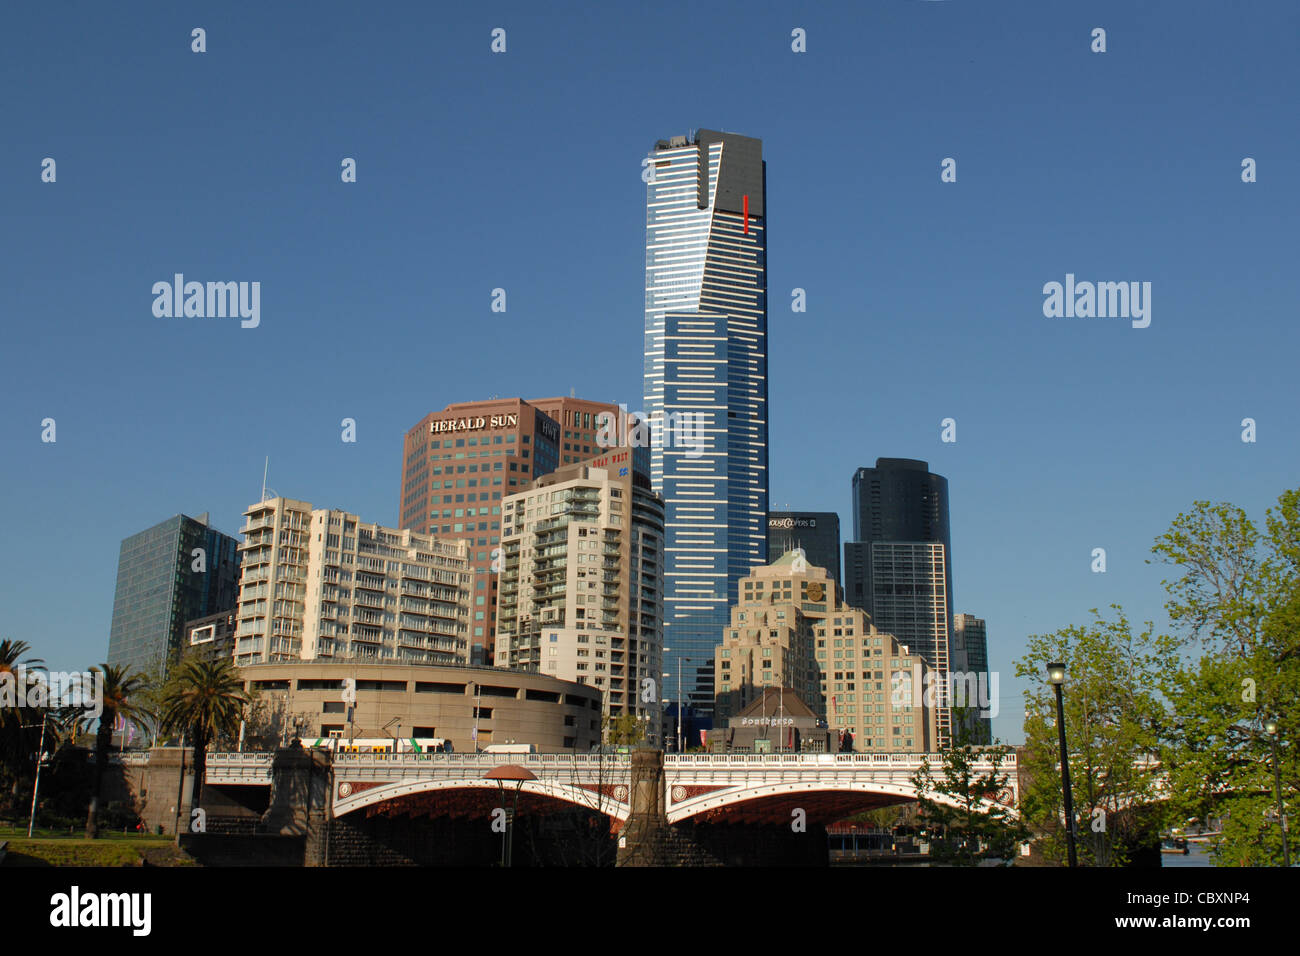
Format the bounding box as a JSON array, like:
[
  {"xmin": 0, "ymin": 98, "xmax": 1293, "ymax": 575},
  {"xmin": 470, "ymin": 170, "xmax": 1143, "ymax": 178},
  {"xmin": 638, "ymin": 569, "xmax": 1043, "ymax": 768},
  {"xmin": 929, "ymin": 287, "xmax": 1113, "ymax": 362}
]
[
  {"xmin": 330, "ymin": 752, "xmax": 633, "ymax": 771},
  {"xmin": 203, "ymin": 752, "xmax": 274, "ymax": 784},
  {"xmin": 110, "ymin": 752, "xmax": 152, "ymax": 767},
  {"xmin": 662, "ymin": 752, "xmax": 1015, "ymax": 769},
  {"xmin": 202, "ymin": 749, "xmax": 1016, "ymax": 781}
]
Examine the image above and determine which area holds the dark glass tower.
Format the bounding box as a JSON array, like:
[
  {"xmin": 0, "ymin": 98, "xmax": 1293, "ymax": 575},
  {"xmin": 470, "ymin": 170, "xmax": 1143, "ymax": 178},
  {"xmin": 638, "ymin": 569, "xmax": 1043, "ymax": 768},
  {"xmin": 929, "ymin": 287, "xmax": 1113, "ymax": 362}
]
[
  {"xmin": 643, "ymin": 128, "xmax": 768, "ymax": 731},
  {"xmin": 767, "ymin": 511, "xmax": 841, "ymax": 592},
  {"xmin": 844, "ymin": 458, "xmax": 951, "ymax": 613},
  {"xmin": 106, "ymin": 513, "xmax": 241, "ymax": 676},
  {"xmin": 952, "ymin": 613, "xmax": 992, "ymax": 744},
  {"xmin": 844, "ymin": 458, "xmax": 955, "ymax": 744}
]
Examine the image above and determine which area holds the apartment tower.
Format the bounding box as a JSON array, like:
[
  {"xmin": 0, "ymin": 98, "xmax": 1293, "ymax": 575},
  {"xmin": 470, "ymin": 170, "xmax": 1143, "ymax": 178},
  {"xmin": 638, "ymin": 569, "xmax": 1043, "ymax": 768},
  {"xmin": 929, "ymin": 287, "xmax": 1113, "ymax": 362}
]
[
  {"xmin": 494, "ymin": 451, "xmax": 665, "ymax": 739},
  {"xmin": 234, "ymin": 497, "xmax": 472, "ymax": 667}
]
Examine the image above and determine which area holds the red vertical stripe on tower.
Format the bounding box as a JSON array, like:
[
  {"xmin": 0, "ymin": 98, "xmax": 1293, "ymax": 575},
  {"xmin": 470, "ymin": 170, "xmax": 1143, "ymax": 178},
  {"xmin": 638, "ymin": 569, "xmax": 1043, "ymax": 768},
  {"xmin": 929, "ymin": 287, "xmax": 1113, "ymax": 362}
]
[{"xmin": 743, "ymin": 194, "xmax": 749, "ymax": 234}]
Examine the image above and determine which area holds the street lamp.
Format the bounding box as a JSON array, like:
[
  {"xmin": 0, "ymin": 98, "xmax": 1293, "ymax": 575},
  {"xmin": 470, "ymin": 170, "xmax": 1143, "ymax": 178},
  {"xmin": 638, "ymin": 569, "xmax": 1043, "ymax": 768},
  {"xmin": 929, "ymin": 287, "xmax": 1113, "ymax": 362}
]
[
  {"xmin": 23, "ymin": 713, "xmax": 50, "ymax": 838},
  {"xmin": 1046, "ymin": 662, "xmax": 1078, "ymax": 867},
  {"xmin": 470, "ymin": 681, "xmax": 482, "ymax": 753},
  {"xmin": 484, "ymin": 765, "xmax": 536, "ymax": 867},
  {"xmin": 663, "ymin": 649, "xmax": 693, "ymax": 754},
  {"xmin": 1263, "ymin": 718, "xmax": 1291, "ymax": 868}
]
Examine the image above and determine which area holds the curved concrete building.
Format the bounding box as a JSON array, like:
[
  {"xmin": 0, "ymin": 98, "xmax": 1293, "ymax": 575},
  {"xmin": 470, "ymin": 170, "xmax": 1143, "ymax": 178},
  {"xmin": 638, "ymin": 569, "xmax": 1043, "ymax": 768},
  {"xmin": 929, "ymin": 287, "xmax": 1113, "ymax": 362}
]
[{"xmin": 238, "ymin": 661, "xmax": 603, "ymax": 753}]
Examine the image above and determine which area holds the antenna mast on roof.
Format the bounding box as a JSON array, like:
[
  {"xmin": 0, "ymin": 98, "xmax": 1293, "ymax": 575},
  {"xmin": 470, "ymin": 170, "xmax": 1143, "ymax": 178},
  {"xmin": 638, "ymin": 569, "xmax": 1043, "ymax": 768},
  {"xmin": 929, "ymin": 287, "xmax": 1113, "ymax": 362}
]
[{"xmin": 261, "ymin": 457, "xmax": 277, "ymax": 503}]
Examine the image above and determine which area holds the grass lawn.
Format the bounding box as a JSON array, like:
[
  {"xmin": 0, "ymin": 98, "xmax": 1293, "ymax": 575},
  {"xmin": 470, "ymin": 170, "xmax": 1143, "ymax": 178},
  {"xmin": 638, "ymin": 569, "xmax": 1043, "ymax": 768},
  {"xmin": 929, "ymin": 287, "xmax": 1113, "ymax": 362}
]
[
  {"xmin": 0, "ymin": 825, "xmax": 169, "ymax": 841},
  {"xmin": 0, "ymin": 829, "xmax": 197, "ymax": 867},
  {"xmin": 2, "ymin": 839, "xmax": 145, "ymax": 867}
]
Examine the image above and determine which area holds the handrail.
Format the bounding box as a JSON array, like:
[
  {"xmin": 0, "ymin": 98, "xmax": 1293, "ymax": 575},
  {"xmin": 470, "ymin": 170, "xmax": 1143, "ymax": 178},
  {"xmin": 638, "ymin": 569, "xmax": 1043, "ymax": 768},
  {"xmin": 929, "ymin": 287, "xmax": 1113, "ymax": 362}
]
[{"xmin": 193, "ymin": 750, "xmax": 1021, "ymax": 771}]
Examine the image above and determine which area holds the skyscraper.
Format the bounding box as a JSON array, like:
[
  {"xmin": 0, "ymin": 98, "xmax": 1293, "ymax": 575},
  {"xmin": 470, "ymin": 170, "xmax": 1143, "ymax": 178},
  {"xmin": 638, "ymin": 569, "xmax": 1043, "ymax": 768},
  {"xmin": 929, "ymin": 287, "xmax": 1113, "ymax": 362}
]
[
  {"xmin": 766, "ymin": 511, "xmax": 841, "ymax": 595},
  {"xmin": 844, "ymin": 458, "xmax": 952, "ymax": 614},
  {"xmin": 844, "ymin": 459, "xmax": 954, "ymax": 744},
  {"xmin": 644, "ymin": 128, "xmax": 768, "ymax": 726},
  {"xmin": 106, "ymin": 512, "xmax": 241, "ymax": 676},
  {"xmin": 398, "ymin": 396, "xmax": 622, "ymax": 664}
]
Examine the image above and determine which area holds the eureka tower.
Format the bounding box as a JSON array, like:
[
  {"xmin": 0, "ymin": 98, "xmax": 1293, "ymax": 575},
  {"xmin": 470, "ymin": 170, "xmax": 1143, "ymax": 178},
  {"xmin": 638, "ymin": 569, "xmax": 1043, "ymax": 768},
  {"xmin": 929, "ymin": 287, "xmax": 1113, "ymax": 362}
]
[{"xmin": 643, "ymin": 129, "xmax": 768, "ymax": 730}]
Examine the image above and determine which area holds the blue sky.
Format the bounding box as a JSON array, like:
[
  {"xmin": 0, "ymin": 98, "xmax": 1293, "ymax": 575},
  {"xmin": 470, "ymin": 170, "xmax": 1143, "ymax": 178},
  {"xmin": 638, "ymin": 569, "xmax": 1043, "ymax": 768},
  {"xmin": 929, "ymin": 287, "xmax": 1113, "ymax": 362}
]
[{"xmin": 2, "ymin": 1, "xmax": 1296, "ymax": 743}]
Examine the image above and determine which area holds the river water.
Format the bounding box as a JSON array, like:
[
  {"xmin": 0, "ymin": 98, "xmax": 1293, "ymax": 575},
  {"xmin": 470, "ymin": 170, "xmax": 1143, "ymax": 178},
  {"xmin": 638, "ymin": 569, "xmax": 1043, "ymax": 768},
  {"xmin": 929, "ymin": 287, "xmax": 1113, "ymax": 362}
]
[{"xmin": 1162, "ymin": 843, "xmax": 1213, "ymax": 867}]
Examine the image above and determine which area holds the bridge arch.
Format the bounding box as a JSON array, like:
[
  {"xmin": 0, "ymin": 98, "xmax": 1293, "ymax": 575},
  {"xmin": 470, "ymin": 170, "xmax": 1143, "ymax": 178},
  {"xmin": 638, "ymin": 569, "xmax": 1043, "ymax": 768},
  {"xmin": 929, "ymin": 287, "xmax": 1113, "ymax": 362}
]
[
  {"xmin": 333, "ymin": 777, "xmax": 632, "ymax": 822},
  {"xmin": 667, "ymin": 779, "xmax": 1019, "ymax": 825}
]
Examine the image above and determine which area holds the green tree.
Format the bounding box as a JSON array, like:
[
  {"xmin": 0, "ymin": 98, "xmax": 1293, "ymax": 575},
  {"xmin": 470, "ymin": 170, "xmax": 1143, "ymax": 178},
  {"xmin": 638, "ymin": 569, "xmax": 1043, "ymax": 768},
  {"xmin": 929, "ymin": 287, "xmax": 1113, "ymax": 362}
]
[
  {"xmin": 1151, "ymin": 491, "xmax": 1300, "ymax": 866},
  {"xmin": 847, "ymin": 802, "xmax": 918, "ymax": 832},
  {"xmin": 1015, "ymin": 607, "xmax": 1178, "ymax": 866},
  {"xmin": 0, "ymin": 639, "xmax": 45, "ymax": 807},
  {"xmin": 158, "ymin": 658, "xmax": 248, "ymax": 824},
  {"xmin": 130, "ymin": 652, "xmax": 173, "ymax": 747},
  {"xmin": 603, "ymin": 712, "xmax": 644, "ymax": 747},
  {"xmin": 911, "ymin": 717, "xmax": 1029, "ymax": 866},
  {"xmin": 236, "ymin": 687, "xmax": 289, "ymax": 752},
  {"xmin": 83, "ymin": 664, "xmax": 150, "ymax": 839}
]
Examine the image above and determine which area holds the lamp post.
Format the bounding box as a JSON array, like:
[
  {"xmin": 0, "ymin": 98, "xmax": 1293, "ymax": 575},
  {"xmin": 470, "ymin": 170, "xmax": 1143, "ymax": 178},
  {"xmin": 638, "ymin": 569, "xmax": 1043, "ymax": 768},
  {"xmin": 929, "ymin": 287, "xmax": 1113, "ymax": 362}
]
[
  {"xmin": 470, "ymin": 681, "xmax": 482, "ymax": 753},
  {"xmin": 1046, "ymin": 662, "xmax": 1078, "ymax": 867},
  {"xmin": 24, "ymin": 713, "xmax": 50, "ymax": 838},
  {"xmin": 484, "ymin": 765, "xmax": 536, "ymax": 867},
  {"xmin": 664, "ymin": 650, "xmax": 692, "ymax": 753},
  {"xmin": 1264, "ymin": 718, "xmax": 1291, "ymax": 868}
]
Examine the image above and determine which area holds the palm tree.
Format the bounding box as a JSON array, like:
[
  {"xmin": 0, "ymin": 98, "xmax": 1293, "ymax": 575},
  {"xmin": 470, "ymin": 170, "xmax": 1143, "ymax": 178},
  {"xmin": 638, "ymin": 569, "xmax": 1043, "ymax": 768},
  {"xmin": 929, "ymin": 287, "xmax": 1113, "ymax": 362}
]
[
  {"xmin": 83, "ymin": 664, "xmax": 150, "ymax": 838},
  {"xmin": 158, "ymin": 658, "xmax": 248, "ymax": 827},
  {"xmin": 0, "ymin": 640, "xmax": 44, "ymax": 805},
  {"xmin": 0, "ymin": 639, "xmax": 43, "ymax": 722}
]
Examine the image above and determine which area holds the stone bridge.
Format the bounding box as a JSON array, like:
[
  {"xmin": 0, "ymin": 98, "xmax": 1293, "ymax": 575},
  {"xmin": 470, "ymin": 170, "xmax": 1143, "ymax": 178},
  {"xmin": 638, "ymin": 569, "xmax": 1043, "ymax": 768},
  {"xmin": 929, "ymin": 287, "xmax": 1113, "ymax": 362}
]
[
  {"xmin": 114, "ymin": 747, "xmax": 1025, "ymax": 865},
  {"xmin": 205, "ymin": 749, "xmax": 1020, "ymax": 826}
]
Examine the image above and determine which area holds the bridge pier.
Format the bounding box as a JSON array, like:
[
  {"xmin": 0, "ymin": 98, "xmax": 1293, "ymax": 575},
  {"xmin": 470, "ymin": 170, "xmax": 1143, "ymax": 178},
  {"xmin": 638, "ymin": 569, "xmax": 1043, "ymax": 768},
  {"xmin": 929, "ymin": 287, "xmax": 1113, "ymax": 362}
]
[
  {"xmin": 256, "ymin": 746, "xmax": 332, "ymax": 865},
  {"xmin": 618, "ymin": 748, "xmax": 721, "ymax": 866},
  {"xmin": 617, "ymin": 749, "xmax": 830, "ymax": 866}
]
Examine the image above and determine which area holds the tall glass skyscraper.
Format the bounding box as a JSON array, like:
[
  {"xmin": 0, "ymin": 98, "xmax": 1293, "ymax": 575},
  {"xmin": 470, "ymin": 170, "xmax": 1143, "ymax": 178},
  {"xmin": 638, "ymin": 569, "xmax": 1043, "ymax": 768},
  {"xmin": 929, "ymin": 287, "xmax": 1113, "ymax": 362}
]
[
  {"xmin": 643, "ymin": 129, "xmax": 768, "ymax": 730},
  {"xmin": 106, "ymin": 513, "xmax": 241, "ymax": 676},
  {"xmin": 844, "ymin": 458, "xmax": 955, "ymax": 744}
]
